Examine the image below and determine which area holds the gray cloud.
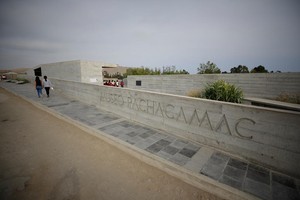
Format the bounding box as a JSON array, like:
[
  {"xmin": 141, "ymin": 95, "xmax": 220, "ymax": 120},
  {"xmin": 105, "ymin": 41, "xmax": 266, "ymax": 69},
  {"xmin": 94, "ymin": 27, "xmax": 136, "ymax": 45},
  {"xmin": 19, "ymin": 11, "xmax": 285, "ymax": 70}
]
[{"xmin": 0, "ymin": 0, "xmax": 299, "ymax": 73}]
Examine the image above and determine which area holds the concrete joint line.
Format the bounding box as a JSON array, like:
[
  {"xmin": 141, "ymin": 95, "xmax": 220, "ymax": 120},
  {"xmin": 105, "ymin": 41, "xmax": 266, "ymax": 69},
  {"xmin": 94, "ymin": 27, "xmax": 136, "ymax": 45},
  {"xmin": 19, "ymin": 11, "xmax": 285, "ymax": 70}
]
[{"xmin": 92, "ymin": 118, "xmax": 126, "ymax": 129}]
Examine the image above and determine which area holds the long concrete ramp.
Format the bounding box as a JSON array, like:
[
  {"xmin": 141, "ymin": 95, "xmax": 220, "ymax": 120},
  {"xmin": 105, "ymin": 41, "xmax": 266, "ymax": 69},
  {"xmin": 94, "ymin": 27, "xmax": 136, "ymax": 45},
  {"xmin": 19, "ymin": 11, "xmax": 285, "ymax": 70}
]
[{"xmin": 1, "ymin": 81, "xmax": 299, "ymax": 200}]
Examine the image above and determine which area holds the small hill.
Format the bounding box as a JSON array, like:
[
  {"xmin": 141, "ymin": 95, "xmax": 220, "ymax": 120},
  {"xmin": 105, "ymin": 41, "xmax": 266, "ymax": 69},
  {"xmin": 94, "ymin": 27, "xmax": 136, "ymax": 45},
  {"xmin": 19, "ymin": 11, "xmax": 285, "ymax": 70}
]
[{"xmin": 0, "ymin": 68, "xmax": 31, "ymax": 74}]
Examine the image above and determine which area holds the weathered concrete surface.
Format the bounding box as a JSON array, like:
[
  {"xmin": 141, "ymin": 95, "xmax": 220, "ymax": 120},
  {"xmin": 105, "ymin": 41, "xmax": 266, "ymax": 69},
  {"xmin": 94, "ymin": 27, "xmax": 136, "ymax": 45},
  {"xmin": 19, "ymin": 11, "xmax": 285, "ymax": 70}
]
[
  {"xmin": 127, "ymin": 73, "xmax": 300, "ymax": 99},
  {"xmin": 30, "ymin": 60, "xmax": 118, "ymax": 84},
  {"xmin": 2, "ymin": 81, "xmax": 300, "ymax": 200},
  {"xmin": 0, "ymin": 87, "xmax": 222, "ymax": 200},
  {"xmin": 50, "ymin": 79, "xmax": 300, "ymax": 178}
]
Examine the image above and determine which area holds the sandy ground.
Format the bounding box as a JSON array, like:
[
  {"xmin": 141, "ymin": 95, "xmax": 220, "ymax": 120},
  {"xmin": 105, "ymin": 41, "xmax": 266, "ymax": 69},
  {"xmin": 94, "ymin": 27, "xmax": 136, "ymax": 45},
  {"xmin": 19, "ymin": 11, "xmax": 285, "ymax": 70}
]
[{"xmin": 0, "ymin": 87, "xmax": 222, "ymax": 200}]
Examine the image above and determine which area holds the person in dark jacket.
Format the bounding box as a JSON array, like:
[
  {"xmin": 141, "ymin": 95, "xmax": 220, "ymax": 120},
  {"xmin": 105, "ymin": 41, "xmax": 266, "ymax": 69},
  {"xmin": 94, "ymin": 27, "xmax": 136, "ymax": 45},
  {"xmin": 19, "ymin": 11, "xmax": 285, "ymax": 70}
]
[{"xmin": 35, "ymin": 76, "xmax": 43, "ymax": 98}]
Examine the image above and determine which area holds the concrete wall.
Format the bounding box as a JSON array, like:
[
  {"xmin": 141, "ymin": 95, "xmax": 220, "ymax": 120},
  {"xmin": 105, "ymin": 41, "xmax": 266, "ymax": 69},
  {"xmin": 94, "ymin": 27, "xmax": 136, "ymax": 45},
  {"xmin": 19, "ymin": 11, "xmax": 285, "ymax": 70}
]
[
  {"xmin": 24, "ymin": 68, "xmax": 35, "ymax": 81},
  {"xmin": 37, "ymin": 60, "xmax": 82, "ymax": 82},
  {"xmin": 32, "ymin": 60, "xmax": 118, "ymax": 84},
  {"xmin": 80, "ymin": 60, "xmax": 105, "ymax": 84},
  {"xmin": 127, "ymin": 73, "xmax": 300, "ymax": 99},
  {"xmin": 51, "ymin": 79, "xmax": 300, "ymax": 178}
]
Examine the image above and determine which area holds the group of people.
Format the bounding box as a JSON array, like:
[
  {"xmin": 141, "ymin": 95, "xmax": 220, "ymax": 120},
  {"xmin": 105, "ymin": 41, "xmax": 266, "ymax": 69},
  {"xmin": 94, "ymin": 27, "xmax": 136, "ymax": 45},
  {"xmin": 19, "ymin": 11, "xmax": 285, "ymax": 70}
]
[
  {"xmin": 103, "ymin": 80, "xmax": 124, "ymax": 87},
  {"xmin": 35, "ymin": 76, "xmax": 53, "ymax": 98}
]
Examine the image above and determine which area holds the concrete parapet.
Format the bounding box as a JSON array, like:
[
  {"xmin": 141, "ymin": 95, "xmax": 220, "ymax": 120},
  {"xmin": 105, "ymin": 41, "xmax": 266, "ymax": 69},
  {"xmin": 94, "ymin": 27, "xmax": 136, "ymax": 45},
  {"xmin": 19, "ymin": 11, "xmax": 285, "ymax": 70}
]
[
  {"xmin": 52, "ymin": 79, "xmax": 300, "ymax": 178},
  {"xmin": 127, "ymin": 73, "xmax": 300, "ymax": 99}
]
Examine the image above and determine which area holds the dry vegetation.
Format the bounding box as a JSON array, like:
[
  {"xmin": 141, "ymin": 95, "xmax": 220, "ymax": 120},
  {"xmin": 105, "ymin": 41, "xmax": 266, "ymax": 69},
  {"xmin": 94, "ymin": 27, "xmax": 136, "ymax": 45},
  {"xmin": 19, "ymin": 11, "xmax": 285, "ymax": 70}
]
[
  {"xmin": 276, "ymin": 93, "xmax": 300, "ymax": 104},
  {"xmin": 186, "ymin": 89, "xmax": 203, "ymax": 98},
  {"xmin": 0, "ymin": 68, "xmax": 30, "ymax": 74}
]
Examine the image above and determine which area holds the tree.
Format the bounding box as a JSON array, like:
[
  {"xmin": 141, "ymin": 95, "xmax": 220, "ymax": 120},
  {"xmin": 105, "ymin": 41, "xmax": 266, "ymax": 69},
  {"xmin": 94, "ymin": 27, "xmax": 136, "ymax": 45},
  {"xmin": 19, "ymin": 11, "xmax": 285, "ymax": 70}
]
[
  {"xmin": 230, "ymin": 65, "xmax": 249, "ymax": 73},
  {"xmin": 124, "ymin": 66, "xmax": 189, "ymax": 76},
  {"xmin": 102, "ymin": 71, "xmax": 110, "ymax": 78},
  {"xmin": 178, "ymin": 69, "xmax": 189, "ymax": 74},
  {"xmin": 125, "ymin": 67, "xmax": 154, "ymax": 76},
  {"xmin": 162, "ymin": 66, "xmax": 176, "ymax": 74},
  {"xmin": 111, "ymin": 72, "xmax": 124, "ymax": 79},
  {"xmin": 197, "ymin": 61, "xmax": 221, "ymax": 74},
  {"xmin": 162, "ymin": 65, "xmax": 189, "ymax": 75},
  {"xmin": 250, "ymin": 65, "xmax": 268, "ymax": 73}
]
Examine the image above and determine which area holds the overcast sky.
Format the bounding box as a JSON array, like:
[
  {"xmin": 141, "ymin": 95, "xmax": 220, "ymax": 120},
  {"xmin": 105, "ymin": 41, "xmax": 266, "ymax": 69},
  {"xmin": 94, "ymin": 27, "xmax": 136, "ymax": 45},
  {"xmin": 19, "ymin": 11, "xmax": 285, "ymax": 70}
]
[{"xmin": 0, "ymin": 0, "xmax": 299, "ymax": 73}]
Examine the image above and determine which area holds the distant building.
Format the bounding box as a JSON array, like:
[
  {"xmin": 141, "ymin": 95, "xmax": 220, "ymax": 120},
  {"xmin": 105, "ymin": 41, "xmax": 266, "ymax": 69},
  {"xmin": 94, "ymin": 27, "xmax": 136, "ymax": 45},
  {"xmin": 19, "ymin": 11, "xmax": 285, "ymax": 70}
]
[{"xmin": 3, "ymin": 72, "xmax": 18, "ymax": 80}]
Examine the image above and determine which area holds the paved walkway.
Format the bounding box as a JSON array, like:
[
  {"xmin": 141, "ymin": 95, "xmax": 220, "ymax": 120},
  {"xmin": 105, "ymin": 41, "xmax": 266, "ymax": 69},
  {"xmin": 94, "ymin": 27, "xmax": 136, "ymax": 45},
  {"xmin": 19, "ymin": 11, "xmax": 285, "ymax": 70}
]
[{"xmin": 1, "ymin": 81, "xmax": 299, "ymax": 200}]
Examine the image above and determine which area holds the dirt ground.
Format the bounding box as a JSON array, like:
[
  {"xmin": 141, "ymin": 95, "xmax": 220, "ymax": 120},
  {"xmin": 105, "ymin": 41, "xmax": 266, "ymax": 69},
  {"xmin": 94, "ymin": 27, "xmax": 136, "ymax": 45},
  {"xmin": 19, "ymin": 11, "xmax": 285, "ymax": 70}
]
[{"xmin": 0, "ymin": 87, "xmax": 222, "ymax": 200}]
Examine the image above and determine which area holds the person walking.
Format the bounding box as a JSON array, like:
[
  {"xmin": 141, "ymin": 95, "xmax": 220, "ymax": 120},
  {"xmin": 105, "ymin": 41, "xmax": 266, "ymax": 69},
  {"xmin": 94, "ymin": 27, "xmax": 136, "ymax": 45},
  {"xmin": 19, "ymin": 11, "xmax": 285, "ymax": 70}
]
[
  {"xmin": 43, "ymin": 76, "xmax": 52, "ymax": 97},
  {"xmin": 35, "ymin": 76, "xmax": 43, "ymax": 98}
]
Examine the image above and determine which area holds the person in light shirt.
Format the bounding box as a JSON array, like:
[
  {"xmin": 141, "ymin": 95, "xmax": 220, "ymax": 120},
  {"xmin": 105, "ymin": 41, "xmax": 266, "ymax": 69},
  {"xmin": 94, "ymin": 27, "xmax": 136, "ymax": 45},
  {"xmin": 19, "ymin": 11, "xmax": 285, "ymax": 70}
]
[{"xmin": 43, "ymin": 75, "xmax": 53, "ymax": 97}]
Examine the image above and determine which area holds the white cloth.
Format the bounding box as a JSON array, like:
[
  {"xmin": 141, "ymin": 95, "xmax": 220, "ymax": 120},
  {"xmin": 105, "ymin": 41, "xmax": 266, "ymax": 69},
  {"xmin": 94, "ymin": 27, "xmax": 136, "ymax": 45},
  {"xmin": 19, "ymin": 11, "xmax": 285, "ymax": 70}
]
[{"xmin": 43, "ymin": 79, "xmax": 52, "ymax": 87}]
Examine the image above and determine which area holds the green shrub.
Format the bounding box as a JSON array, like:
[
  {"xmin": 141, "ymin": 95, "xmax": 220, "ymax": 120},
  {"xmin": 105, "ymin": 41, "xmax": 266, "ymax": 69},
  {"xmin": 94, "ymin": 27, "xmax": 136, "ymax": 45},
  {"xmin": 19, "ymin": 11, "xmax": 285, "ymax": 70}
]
[{"xmin": 203, "ymin": 80, "xmax": 243, "ymax": 103}]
